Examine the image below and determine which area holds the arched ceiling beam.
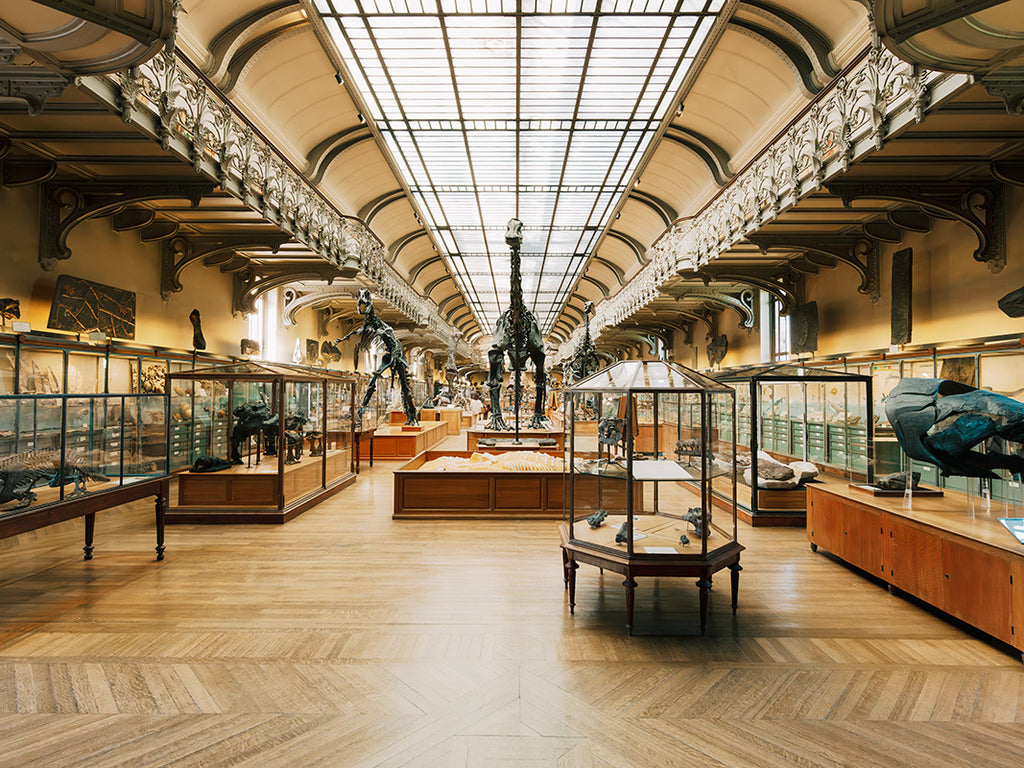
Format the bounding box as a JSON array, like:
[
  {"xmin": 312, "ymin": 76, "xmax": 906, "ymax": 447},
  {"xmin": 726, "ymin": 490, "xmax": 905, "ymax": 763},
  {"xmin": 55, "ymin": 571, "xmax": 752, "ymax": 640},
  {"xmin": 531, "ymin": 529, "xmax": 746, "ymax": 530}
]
[
  {"xmin": 304, "ymin": 126, "xmax": 374, "ymax": 185},
  {"xmin": 740, "ymin": 0, "xmax": 839, "ymax": 83},
  {"xmin": 661, "ymin": 286, "xmax": 757, "ymax": 329},
  {"xmin": 408, "ymin": 254, "xmax": 444, "ymax": 283},
  {"xmin": 580, "ymin": 275, "xmax": 610, "ymax": 298},
  {"xmin": 627, "ymin": 190, "xmax": 678, "ymax": 227},
  {"xmin": 205, "ymin": 1, "xmax": 299, "ymax": 76},
  {"xmin": 437, "ymin": 294, "xmax": 462, "ymax": 316},
  {"xmin": 591, "ymin": 256, "xmax": 627, "ymax": 286},
  {"xmin": 220, "ymin": 19, "xmax": 310, "ymax": 93},
  {"xmin": 663, "ymin": 127, "xmax": 735, "ymax": 187},
  {"xmin": 423, "ymin": 274, "xmax": 454, "ymax": 296},
  {"xmin": 388, "ymin": 230, "xmax": 429, "ymax": 264},
  {"xmin": 357, "ymin": 189, "xmax": 405, "ymax": 226},
  {"xmin": 605, "ymin": 230, "xmax": 649, "ymax": 265},
  {"xmin": 728, "ymin": 19, "xmax": 825, "ymax": 97}
]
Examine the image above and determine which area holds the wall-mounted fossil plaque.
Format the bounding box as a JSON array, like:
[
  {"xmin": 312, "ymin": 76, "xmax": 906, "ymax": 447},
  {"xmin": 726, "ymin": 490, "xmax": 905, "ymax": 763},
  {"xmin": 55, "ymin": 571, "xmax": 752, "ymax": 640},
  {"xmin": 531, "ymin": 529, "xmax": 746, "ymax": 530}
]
[{"xmin": 47, "ymin": 274, "xmax": 135, "ymax": 339}]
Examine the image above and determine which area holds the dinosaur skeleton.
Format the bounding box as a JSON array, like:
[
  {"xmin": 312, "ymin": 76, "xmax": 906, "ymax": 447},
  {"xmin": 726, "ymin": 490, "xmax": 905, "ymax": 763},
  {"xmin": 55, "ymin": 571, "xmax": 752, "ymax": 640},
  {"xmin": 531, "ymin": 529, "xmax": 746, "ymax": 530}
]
[
  {"xmin": 0, "ymin": 450, "xmax": 108, "ymax": 508},
  {"xmin": 486, "ymin": 218, "xmax": 548, "ymax": 434},
  {"xmin": 339, "ymin": 288, "xmax": 418, "ymax": 426}
]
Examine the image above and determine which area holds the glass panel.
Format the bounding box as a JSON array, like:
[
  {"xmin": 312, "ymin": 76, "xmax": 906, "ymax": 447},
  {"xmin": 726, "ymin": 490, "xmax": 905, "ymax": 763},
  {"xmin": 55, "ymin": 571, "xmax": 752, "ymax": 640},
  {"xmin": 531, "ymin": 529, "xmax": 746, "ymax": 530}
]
[
  {"xmin": 281, "ymin": 381, "xmax": 323, "ymax": 505},
  {"xmin": 315, "ymin": 3, "xmax": 726, "ymax": 332},
  {"xmin": 67, "ymin": 352, "xmax": 105, "ymax": 394},
  {"xmin": 21, "ymin": 349, "xmax": 65, "ymax": 393},
  {"xmin": 0, "ymin": 343, "xmax": 15, "ymax": 394}
]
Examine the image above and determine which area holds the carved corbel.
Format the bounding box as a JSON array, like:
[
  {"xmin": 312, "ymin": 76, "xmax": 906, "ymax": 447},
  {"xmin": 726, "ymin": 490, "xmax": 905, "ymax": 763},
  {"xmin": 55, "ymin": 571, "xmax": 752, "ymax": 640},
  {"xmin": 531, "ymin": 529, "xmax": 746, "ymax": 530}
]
[
  {"xmin": 746, "ymin": 233, "xmax": 880, "ymax": 302},
  {"xmin": 827, "ymin": 180, "xmax": 1006, "ymax": 273},
  {"xmin": 680, "ymin": 266, "xmax": 803, "ymax": 315},
  {"xmin": 161, "ymin": 232, "xmax": 290, "ymax": 299},
  {"xmin": 0, "ymin": 65, "xmax": 69, "ymax": 116},
  {"xmin": 40, "ymin": 180, "xmax": 215, "ymax": 270},
  {"xmin": 232, "ymin": 264, "xmax": 339, "ymax": 315},
  {"xmin": 0, "ymin": 139, "xmax": 57, "ymax": 187}
]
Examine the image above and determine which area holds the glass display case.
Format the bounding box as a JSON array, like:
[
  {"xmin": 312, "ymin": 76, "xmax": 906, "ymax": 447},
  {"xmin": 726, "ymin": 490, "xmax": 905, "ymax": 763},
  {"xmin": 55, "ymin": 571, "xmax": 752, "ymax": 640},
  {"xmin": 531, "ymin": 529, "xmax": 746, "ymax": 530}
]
[
  {"xmin": 0, "ymin": 391, "xmax": 170, "ymax": 559},
  {"xmin": 166, "ymin": 361, "xmax": 356, "ymax": 523},
  {"xmin": 712, "ymin": 364, "xmax": 873, "ymax": 525},
  {"xmin": 561, "ymin": 360, "xmax": 742, "ymax": 635}
]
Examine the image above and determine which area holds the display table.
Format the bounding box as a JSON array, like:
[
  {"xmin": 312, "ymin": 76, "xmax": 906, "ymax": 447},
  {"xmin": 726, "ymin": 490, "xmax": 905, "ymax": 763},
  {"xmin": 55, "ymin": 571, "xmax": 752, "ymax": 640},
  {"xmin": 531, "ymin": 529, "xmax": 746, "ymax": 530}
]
[
  {"xmin": 0, "ymin": 475, "xmax": 170, "ymax": 561},
  {"xmin": 393, "ymin": 449, "xmax": 641, "ymax": 520},
  {"xmin": 393, "ymin": 449, "xmax": 565, "ymax": 519},
  {"xmin": 560, "ymin": 521, "xmax": 743, "ymax": 635},
  {"xmin": 169, "ymin": 450, "xmax": 354, "ymax": 524},
  {"xmin": 467, "ymin": 422, "xmax": 564, "ymax": 451},
  {"xmin": 807, "ymin": 484, "xmax": 1024, "ymax": 656},
  {"xmin": 371, "ymin": 421, "xmax": 448, "ymax": 459},
  {"xmin": 437, "ymin": 407, "xmax": 462, "ymax": 436}
]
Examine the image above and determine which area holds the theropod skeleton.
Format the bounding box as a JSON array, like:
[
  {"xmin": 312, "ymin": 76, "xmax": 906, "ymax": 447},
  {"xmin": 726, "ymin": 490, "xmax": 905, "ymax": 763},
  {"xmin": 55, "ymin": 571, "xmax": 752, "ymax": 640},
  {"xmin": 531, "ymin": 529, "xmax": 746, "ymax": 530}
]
[
  {"xmin": 486, "ymin": 218, "xmax": 548, "ymax": 434},
  {"xmin": 566, "ymin": 300, "xmax": 600, "ymax": 386},
  {"xmin": 339, "ymin": 288, "xmax": 418, "ymax": 426}
]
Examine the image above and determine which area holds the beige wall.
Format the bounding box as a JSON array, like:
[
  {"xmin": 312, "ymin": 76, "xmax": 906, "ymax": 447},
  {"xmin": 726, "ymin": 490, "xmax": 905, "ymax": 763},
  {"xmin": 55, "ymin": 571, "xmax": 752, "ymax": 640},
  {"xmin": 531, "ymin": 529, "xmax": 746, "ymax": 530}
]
[{"xmin": 0, "ymin": 185, "xmax": 249, "ymax": 357}]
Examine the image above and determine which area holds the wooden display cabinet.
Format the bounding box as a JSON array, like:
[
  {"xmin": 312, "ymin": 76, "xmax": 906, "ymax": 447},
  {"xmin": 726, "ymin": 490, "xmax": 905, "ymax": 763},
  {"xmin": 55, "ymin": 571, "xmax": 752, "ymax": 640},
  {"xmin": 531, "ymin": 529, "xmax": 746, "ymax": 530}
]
[
  {"xmin": 808, "ymin": 484, "xmax": 1021, "ymax": 654},
  {"xmin": 165, "ymin": 361, "xmax": 356, "ymax": 524}
]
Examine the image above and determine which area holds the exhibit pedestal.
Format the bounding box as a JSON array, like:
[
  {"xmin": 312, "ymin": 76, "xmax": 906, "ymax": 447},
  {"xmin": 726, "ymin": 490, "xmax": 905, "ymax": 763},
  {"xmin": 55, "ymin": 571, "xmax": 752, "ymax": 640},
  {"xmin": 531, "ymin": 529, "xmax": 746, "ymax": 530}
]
[
  {"xmin": 370, "ymin": 421, "xmax": 448, "ymax": 459},
  {"xmin": 169, "ymin": 450, "xmax": 354, "ymax": 524}
]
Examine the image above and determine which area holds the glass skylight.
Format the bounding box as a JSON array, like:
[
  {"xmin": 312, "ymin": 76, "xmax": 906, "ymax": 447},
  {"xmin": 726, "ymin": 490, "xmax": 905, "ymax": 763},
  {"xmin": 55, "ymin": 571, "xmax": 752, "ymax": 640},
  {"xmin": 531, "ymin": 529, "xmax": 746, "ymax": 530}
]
[{"xmin": 313, "ymin": 0, "xmax": 725, "ymax": 334}]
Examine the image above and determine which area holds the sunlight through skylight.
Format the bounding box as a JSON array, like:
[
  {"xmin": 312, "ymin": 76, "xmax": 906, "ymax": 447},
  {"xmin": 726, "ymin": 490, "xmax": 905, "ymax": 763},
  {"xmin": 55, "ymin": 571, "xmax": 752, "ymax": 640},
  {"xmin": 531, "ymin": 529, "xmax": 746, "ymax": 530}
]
[{"xmin": 313, "ymin": 0, "xmax": 725, "ymax": 334}]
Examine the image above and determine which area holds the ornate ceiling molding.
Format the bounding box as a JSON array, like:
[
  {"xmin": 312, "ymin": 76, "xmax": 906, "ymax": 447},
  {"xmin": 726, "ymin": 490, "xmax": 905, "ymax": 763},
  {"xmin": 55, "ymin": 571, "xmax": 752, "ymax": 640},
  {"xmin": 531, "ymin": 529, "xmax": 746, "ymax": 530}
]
[
  {"xmin": 75, "ymin": 50, "xmax": 472, "ymax": 357},
  {"xmin": 556, "ymin": 39, "xmax": 971, "ymax": 362}
]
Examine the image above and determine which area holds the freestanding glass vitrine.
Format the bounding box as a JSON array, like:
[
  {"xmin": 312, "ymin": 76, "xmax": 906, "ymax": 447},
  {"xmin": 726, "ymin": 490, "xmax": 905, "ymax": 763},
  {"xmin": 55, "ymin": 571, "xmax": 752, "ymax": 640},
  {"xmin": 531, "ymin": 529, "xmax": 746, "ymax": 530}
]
[
  {"xmin": 166, "ymin": 361, "xmax": 356, "ymax": 523},
  {"xmin": 712, "ymin": 364, "xmax": 873, "ymax": 525},
  {"xmin": 561, "ymin": 360, "xmax": 742, "ymax": 635}
]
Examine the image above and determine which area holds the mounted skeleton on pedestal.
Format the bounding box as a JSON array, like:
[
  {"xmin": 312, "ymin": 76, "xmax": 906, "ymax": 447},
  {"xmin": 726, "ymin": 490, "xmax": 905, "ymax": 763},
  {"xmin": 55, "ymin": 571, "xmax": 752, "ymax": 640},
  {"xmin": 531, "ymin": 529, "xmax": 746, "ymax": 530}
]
[
  {"xmin": 338, "ymin": 288, "xmax": 419, "ymax": 426},
  {"xmin": 486, "ymin": 218, "xmax": 548, "ymax": 434}
]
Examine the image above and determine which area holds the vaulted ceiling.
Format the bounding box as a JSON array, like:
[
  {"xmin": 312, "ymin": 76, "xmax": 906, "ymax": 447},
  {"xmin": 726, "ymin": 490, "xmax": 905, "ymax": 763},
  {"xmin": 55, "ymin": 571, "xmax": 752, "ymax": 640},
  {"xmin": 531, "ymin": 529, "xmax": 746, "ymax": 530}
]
[{"xmin": 1, "ymin": 0, "xmax": 1022, "ymax": 365}]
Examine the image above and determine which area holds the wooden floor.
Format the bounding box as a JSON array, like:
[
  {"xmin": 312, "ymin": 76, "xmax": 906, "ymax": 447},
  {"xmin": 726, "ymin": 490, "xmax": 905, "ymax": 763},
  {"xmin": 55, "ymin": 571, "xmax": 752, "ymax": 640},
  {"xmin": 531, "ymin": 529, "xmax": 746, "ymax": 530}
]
[{"xmin": 2, "ymin": 431, "xmax": 1024, "ymax": 767}]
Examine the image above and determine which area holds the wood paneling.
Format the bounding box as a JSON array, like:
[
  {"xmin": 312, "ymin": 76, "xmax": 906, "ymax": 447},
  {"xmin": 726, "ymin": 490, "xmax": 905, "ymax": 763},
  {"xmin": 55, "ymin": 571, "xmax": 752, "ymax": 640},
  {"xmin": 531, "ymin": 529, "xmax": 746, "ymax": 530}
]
[{"xmin": 809, "ymin": 484, "xmax": 1023, "ymax": 654}]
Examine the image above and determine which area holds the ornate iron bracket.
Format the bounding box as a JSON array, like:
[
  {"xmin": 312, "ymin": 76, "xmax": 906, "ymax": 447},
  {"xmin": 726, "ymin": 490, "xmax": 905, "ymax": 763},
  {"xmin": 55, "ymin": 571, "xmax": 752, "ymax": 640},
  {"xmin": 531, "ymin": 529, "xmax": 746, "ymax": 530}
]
[
  {"xmin": 39, "ymin": 180, "xmax": 215, "ymax": 270},
  {"xmin": 826, "ymin": 180, "xmax": 1006, "ymax": 273},
  {"xmin": 746, "ymin": 233, "xmax": 880, "ymax": 302},
  {"xmin": 679, "ymin": 266, "xmax": 803, "ymax": 316},
  {"xmin": 661, "ymin": 286, "xmax": 758, "ymax": 329},
  {"xmin": 0, "ymin": 64, "xmax": 69, "ymax": 116},
  {"xmin": 232, "ymin": 264, "xmax": 339, "ymax": 315},
  {"xmin": 161, "ymin": 232, "xmax": 291, "ymax": 299}
]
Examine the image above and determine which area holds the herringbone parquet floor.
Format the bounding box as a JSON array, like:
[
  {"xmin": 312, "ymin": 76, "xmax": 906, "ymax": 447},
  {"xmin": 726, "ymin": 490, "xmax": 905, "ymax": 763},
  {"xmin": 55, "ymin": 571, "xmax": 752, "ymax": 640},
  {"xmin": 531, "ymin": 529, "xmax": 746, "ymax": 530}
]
[{"xmin": 1, "ymin": 433, "xmax": 1023, "ymax": 767}]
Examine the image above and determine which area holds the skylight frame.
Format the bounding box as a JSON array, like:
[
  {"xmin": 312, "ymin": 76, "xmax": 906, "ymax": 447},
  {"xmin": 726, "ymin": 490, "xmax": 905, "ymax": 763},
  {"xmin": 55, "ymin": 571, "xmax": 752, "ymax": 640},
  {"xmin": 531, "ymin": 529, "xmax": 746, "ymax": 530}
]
[{"xmin": 312, "ymin": 0, "xmax": 726, "ymax": 335}]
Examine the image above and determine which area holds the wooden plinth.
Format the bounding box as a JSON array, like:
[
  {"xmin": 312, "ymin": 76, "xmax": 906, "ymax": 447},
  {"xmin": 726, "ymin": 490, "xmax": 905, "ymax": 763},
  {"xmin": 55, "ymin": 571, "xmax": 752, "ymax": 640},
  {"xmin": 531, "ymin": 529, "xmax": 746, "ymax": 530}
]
[
  {"xmin": 437, "ymin": 407, "xmax": 462, "ymax": 435},
  {"xmin": 169, "ymin": 451, "xmax": 354, "ymax": 524},
  {"xmin": 393, "ymin": 450, "xmax": 641, "ymax": 520},
  {"xmin": 370, "ymin": 421, "xmax": 447, "ymax": 459}
]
